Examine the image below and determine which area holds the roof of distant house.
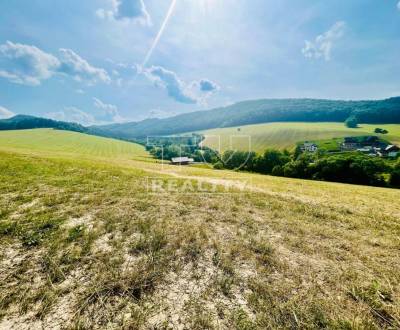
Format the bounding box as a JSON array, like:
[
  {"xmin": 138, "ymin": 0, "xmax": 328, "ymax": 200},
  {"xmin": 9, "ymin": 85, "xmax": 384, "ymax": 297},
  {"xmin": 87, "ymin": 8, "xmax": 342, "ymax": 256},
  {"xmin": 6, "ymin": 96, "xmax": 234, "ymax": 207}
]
[
  {"xmin": 171, "ymin": 157, "xmax": 194, "ymax": 163},
  {"xmin": 303, "ymin": 142, "xmax": 317, "ymax": 147},
  {"xmin": 385, "ymin": 145, "xmax": 400, "ymax": 152}
]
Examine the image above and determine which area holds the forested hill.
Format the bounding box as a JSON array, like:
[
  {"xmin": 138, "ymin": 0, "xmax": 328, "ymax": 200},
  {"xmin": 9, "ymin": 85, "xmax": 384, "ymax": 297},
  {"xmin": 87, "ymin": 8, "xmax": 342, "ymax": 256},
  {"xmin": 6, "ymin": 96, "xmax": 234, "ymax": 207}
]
[
  {"xmin": 2, "ymin": 97, "xmax": 400, "ymax": 140},
  {"xmin": 91, "ymin": 97, "xmax": 400, "ymax": 139},
  {"xmin": 0, "ymin": 115, "xmax": 87, "ymax": 133}
]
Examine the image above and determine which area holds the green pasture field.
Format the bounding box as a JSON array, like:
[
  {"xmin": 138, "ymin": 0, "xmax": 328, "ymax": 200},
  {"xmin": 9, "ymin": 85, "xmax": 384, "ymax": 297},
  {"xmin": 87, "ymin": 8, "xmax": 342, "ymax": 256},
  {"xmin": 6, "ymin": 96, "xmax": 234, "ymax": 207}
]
[{"xmin": 200, "ymin": 122, "xmax": 400, "ymax": 152}]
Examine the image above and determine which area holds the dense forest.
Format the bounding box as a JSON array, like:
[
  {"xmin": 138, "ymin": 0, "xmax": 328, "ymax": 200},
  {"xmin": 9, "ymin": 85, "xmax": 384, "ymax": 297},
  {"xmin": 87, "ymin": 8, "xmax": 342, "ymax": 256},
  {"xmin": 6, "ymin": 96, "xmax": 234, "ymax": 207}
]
[
  {"xmin": 90, "ymin": 97, "xmax": 400, "ymax": 139},
  {"xmin": 0, "ymin": 115, "xmax": 87, "ymax": 133}
]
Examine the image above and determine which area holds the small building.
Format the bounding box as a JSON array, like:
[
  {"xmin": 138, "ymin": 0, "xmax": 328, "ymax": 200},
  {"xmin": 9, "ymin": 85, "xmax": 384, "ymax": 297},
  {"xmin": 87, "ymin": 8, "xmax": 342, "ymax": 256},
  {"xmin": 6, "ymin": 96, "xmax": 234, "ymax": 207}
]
[
  {"xmin": 341, "ymin": 137, "xmax": 359, "ymax": 151},
  {"xmin": 301, "ymin": 142, "xmax": 318, "ymax": 153},
  {"xmin": 384, "ymin": 145, "xmax": 400, "ymax": 158},
  {"xmin": 171, "ymin": 157, "xmax": 194, "ymax": 165}
]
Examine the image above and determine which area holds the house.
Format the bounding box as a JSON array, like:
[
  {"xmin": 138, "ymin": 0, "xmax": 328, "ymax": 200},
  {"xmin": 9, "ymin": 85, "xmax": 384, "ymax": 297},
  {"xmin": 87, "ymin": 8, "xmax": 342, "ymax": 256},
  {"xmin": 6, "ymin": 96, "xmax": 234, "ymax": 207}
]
[
  {"xmin": 341, "ymin": 137, "xmax": 359, "ymax": 151},
  {"xmin": 384, "ymin": 145, "xmax": 400, "ymax": 158},
  {"xmin": 301, "ymin": 142, "xmax": 318, "ymax": 153},
  {"xmin": 171, "ymin": 157, "xmax": 194, "ymax": 165}
]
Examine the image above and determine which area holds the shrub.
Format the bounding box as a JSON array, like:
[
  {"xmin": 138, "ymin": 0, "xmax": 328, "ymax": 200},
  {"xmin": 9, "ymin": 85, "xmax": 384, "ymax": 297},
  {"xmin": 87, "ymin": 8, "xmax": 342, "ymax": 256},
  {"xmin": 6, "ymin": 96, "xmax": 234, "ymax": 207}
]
[
  {"xmin": 213, "ymin": 161, "xmax": 224, "ymax": 170},
  {"xmin": 345, "ymin": 116, "xmax": 358, "ymax": 128},
  {"xmin": 271, "ymin": 165, "xmax": 283, "ymax": 176}
]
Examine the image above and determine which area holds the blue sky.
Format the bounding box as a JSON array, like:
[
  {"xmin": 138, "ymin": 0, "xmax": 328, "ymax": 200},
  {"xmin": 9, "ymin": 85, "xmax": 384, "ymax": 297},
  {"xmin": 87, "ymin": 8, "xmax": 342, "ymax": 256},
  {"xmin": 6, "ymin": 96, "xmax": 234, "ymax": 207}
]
[{"xmin": 0, "ymin": 0, "xmax": 399, "ymax": 124}]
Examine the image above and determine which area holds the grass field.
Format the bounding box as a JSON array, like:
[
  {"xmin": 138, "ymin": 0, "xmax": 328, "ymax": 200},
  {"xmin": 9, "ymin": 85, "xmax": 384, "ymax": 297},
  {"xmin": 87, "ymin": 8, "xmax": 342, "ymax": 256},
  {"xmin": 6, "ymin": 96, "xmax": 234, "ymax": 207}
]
[
  {"xmin": 200, "ymin": 122, "xmax": 400, "ymax": 152},
  {"xmin": 0, "ymin": 128, "xmax": 149, "ymax": 161},
  {"xmin": 0, "ymin": 129, "xmax": 400, "ymax": 329}
]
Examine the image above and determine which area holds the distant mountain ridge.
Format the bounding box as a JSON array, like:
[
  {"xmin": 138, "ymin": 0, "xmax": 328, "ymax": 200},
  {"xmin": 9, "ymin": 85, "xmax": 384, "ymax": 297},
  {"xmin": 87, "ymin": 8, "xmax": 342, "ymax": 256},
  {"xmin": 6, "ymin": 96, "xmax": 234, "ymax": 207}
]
[
  {"xmin": 91, "ymin": 97, "xmax": 400, "ymax": 139},
  {"xmin": 0, "ymin": 115, "xmax": 87, "ymax": 133},
  {"xmin": 2, "ymin": 97, "xmax": 400, "ymax": 140}
]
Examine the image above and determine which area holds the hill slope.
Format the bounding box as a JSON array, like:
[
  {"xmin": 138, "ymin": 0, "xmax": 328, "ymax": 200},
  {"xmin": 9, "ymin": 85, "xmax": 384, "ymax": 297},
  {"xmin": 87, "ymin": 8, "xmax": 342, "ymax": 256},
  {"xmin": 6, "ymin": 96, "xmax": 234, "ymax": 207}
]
[
  {"xmin": 201, "ymin": 122, "xmax": 400, "ymax": 152},
  {"xmin": 0, "ymin": 128, "xmax": 148, "ymax": 160},
  {"xmin": 0, "ymin": 115, "xmax": 87, "ymax": 133},
  {"xmin": 92, "ymin": 97, "xmax": 400, "ymax": 139},
  {"xmin": 0, "ymin": 129, "xmax": 399, "ymax": 328}
]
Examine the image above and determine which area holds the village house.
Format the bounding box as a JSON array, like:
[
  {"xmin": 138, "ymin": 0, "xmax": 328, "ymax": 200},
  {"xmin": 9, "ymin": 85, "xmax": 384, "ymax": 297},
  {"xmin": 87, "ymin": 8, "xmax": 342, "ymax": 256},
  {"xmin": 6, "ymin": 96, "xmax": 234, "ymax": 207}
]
[
  {"xmin": 384, "ymin": 145, "xmax": 400, "ymax": 158},
  {"xmin": 301, "ymin": 142, "xmax": 318, "ymax": 153},
  {"xmin": 171, "ymin": 157, "xmax": 194, "ymax": 165}
]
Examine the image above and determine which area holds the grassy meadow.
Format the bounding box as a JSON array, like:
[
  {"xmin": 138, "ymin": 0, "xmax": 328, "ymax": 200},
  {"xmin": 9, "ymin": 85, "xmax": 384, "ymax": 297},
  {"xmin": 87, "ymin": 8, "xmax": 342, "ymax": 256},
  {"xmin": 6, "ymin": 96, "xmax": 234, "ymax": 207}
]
[
  {"xmin": 0, "ymin": 129, "xmax": 400, "ymax": 329},
  {"xmin": 200, "ymin": 122, "xmax": 400, "ymax": 152},
  {"xmin": 0, "ymin": 128, "xmax": 149, "ymax": 161}
]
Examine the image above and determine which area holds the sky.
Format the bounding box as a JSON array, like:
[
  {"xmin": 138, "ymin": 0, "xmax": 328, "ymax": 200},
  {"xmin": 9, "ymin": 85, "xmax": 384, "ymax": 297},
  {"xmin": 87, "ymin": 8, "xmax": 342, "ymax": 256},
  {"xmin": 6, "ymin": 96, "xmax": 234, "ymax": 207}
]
[{"xmin": 0, "ymin": 0, "xmax": 399, "ymax": 124}]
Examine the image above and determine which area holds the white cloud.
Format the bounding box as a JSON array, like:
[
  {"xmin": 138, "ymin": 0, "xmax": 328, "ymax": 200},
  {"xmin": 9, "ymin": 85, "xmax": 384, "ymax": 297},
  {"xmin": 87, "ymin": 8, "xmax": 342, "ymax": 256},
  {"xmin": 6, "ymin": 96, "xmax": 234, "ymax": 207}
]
[
  {"xmin": 47, "ymin": 100, "xmax": 124, "ymax": 126},
  {"xmin": 0, "ymin": 41, "xmax": 60, "ymax": 86},
  {"xmin": 398, "ymin": 1, "xmax": 400, "ymax": 10},
  {"xmin": 142, "ymin": 66, "xmax": 220, "ymax": 104},
  {"xmin": 93, "ymin": 97, "xmax": 124, "ymax": 122},
  {"xmin": 58, "ymin": 49, "xmax": 111, "ymax": 85},
  {"xmin": 143, "ymin": 66, "xmax": 198, "ymax": 104},
  {"xmin": 97, "ymin": 0, "xmax": 151, "ymax": 25},
  {"xmin": 302, "ymin": 21, "xmax": 346, "ymax": 61},
  {"xmin": 0, "ymin": 41, "xmax": 111, "ymax": 86},
  {"xmin": 0, "ymin": 106, "xmax": 15, "ymax": 119},
  {"xmin": 46, "ymin": 107, "xmax": 95, "ymax": 126}
]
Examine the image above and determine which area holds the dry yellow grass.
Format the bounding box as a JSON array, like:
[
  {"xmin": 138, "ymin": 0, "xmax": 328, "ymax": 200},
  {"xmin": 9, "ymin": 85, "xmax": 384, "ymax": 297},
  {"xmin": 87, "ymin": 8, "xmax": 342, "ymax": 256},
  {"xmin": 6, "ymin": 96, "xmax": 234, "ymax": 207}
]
[{"xmin": 0, "ymin": 129, "xmax": 399, "ymax": 329}]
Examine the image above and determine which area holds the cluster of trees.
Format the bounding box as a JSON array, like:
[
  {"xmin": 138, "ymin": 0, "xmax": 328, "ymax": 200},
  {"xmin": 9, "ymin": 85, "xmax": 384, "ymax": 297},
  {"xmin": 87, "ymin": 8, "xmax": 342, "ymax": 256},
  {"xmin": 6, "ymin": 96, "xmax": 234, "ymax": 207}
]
[
  {"xmin": 374, "ymin": 128, "xmax": 389, "ymax": 134},
  {"xmin": 216, "ymin": 148, "xmax": 400, "ymax": 188},
  {"xmin": 146, "ymin": 135, "xmax": 219, "ymax": 164}
]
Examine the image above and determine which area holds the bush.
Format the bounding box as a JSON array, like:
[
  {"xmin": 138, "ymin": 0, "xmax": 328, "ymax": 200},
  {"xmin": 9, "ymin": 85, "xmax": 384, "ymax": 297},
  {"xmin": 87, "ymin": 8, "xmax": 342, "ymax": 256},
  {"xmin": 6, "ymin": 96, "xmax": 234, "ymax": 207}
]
[
  {"xmin": 374, "ymin": 128, "xmax": 389, "ymax": 134},
  {"xmin": 345, "ymin": 116, "xmax": 358, "ymax": 128},
  {"xmin": 213, "ymin": 162, "xmax": 224, "ymax": 170},
  {"xmin": 271, "ymin": 165, "xmax": 283, "ymax": 176}
]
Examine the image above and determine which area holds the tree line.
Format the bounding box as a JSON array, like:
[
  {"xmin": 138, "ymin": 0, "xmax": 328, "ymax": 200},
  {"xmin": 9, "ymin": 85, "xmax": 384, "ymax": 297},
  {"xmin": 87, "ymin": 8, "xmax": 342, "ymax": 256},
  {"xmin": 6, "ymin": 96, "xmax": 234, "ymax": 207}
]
[
  {"xmin": 217, "ymin": 148, "xmax": 400, "ymax": 188},
  {"xmin": 147, "ymin": 136, "xmax": 400, "ymax": 188}
]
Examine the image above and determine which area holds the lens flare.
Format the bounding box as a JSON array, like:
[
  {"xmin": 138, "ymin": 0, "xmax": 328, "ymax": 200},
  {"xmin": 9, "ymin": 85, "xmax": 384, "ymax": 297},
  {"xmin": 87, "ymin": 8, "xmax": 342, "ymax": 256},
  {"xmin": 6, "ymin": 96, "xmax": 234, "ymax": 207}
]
[{"xmin": 142, "ymin": 0, "xmax": 178, "ymax": 67}]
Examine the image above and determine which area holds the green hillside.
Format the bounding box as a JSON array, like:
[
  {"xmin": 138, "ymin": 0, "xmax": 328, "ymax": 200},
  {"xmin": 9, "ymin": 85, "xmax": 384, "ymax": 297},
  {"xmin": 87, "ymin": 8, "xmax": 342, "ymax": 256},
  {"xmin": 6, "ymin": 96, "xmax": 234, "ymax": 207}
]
[
  {"xmin": 0, "ymin": 128, "xmax": 148, "ymax": 160},
  {"xmin": 0, "ymin": 130, "xmax": 399, "ymax": 329},
  {"xmin": 201, "ymin": 122, "xmax": 400, "ymax": 152},
  {"xmin": 0, "ymin": 115, "xmax": 87, "ymax": 132},
  {"xmin": 92, "ymin": 97, "xmax": 400, "ymax": 139}
]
